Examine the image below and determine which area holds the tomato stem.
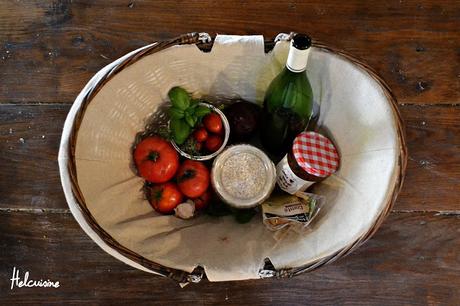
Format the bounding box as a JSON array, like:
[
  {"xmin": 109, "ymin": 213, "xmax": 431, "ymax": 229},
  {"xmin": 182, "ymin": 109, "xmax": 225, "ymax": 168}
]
[
  {"xmin": 147, "ymin": 151, "xmax": 159, "ymax": 162},
  {"xmin": 178, "ymin": 169, "xmax": 196, "ymax": 182},
  {"xmin": 154, "ymin": 189, "xmax": 163, "ymax": 200}
]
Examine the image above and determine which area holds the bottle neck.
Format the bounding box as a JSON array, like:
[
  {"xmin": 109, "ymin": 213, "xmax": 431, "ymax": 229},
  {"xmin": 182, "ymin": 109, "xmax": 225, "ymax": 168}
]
[{"xmin": 286, "ymin": 42, "xmax": 310, "ymax": 73}]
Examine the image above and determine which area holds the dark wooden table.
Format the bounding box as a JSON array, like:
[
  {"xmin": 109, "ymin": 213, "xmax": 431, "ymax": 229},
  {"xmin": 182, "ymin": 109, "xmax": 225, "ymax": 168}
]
[{"xmin": 1, "ymin": 1, "xmax": 459, "ymax": 304}]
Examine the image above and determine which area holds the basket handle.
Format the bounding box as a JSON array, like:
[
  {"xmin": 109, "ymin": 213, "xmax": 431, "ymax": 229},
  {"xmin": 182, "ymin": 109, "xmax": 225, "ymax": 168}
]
[
  {"xmin": 176, "ymin": 32, "xmax": 212, "ymax": 45},
  {"xmin": 178, "ymin": 32, "xmax": 280, "ymax": 54}
]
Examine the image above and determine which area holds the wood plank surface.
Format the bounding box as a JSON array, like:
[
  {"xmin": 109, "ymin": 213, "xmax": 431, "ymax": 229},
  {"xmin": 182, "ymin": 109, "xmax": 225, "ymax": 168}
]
[
  {"xmin": 1, "ymin": 104, "xmax": 458, "ymax": 211},
  {"xmin": 399, "ymin": 105, "xmax": 460, "ymax": 211},
  {"xmin": 0, "ymin": 211, "xmax": 458, "ymax": 305},
  {"xmin": 0, "ymin": 105, "xmax": 68, "ymax": 210},
  {"xmin": 0, "ymin": 0, "xmax": 459, "ymax": 104},
  {"xmin": 1, "ymin": 1, "xmax": 459, "ymax": 304}
]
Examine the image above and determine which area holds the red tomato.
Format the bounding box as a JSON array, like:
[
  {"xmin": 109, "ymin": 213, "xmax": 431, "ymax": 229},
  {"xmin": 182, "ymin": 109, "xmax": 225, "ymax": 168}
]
[
  {"xmin": 177, "ymin": 160, "xmax": 210, "ymax": 198},
  {"xmin": 193, "ymin": 128, "xmax": 208, "ymax": 143},
  {"xmin": 134, "ymin": 136, "xmax": 179, "ymax": 183},
  {"xmin": 148, "ymin": 182, "xmax": 183, "ymax": 214},
  {"xmin": 205, "ymin": 135, "xmax": 223, "ymax": 152},
  {"xmin": 193, "ymin": 189, "xmax": 211, "ymax": 210},
  {"xmin": 203, "ymin": 112, "xmax": 223, "ymax": 134}
]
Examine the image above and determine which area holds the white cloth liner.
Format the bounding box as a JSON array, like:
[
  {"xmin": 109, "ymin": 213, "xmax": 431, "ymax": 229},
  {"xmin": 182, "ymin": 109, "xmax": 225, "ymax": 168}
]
[{"xmin": 59, "ymin": 35, "xmax": 400, "ymax": 281}]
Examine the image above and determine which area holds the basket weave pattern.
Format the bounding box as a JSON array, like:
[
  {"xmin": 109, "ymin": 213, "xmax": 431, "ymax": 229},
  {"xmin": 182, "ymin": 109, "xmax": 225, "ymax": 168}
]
[{"xmin": 67, "ymin": 32, "xmax": 407, "ymax": 283}]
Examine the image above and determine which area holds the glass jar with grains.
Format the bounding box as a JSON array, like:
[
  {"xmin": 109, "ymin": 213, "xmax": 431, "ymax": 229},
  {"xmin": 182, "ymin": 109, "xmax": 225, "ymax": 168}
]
[{"xmin": 211, "ymin": 144, "xmax": 276, "ymax": 208}]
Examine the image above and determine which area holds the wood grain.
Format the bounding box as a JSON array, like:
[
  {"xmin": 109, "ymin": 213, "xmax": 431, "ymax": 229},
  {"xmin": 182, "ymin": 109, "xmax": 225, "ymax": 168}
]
[
  {"xmin": 0, "ymin": 211, "xmax": 458, "ymax": 304},
  {"xmin": 1, "ymin": 104, "xmax": 459, "ymax": 211},
  {"xmin": 0, "ymin": 0, "xmax": 459, "ymax": 104},
  {"xmin": 399, "ymin": 105, "xmax": 460, "ymax": 211},
  {"xmin": 1, "ymin": 1, "xmax": 459, "ymax": 304},
  {"xmin": 0, "ymin": 105, "xmax": 68, "ymax": 210}
]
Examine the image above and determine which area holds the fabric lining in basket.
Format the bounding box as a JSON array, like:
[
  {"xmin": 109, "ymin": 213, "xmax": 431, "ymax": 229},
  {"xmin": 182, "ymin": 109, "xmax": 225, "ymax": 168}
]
[{"xmin": 58, "ymin": 33, "xmax": 407, "ymax": 283}]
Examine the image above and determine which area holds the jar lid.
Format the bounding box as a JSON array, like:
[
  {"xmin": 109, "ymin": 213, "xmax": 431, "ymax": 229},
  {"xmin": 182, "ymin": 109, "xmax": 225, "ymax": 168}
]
[
  {"xmin": 292, "ymin": 131, "xmax": 340, "ymax": 178},
  {"xmin": 211, "ymin": 144, "xmax": 276, "ymax": 209}
]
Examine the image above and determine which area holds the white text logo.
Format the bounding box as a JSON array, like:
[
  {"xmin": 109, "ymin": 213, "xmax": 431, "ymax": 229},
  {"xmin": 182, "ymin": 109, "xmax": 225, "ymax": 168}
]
[{"xmin": 10, "ymin": 267, "xmax": 60, "ymax": 290}]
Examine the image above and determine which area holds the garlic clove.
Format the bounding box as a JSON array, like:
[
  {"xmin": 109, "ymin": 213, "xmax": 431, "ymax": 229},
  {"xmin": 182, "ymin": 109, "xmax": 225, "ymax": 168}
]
[{"xmin": 175, "ymin": 200, "xmax": 196, "ymax": 219}]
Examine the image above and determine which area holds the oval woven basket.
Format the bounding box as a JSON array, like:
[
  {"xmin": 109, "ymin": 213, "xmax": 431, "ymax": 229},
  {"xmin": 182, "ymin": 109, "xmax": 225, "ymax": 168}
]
[{"xmin": 60, "ymin": 32, "xmax": 407, "ymax": 283}]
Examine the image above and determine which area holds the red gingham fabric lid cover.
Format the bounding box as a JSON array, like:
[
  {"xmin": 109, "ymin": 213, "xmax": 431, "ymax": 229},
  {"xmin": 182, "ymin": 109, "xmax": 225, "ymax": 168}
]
[{"xmin": 292, "ymin": 131, "xmax": 339, "ymax": 178}]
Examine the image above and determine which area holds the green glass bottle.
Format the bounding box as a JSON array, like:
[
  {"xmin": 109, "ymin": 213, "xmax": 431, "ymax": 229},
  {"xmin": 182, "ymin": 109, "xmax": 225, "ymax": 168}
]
[{"xmin": 261, "ymin": 34, "xmax": 314, "ymax": 157}]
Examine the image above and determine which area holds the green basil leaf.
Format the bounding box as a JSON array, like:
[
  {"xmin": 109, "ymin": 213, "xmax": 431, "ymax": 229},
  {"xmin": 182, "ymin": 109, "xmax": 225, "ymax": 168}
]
[
  {"xmin": 168, "ymin": 87, "xmax": 190, "ymax": 110},
  {"xmin": 194, "ymin": 106, "xmax": 211, "ymax": 118},
  {"xmin": 190, "ymin": 99, "xmax": 200, "ymax": 107},
  {"xmin": 185, "ymin": 113, "xmax": 196, "ymax": 128},
  {"xmin": 168, "ymin": 107, "xmax": 184, "ymax": 120},
  {"xmin": 170, "ymin": 119, "xmax": 190, "ymax": 145},
  {"xmin": 185, "ymin": 105, "xmax": 197, "ymax": 116}
]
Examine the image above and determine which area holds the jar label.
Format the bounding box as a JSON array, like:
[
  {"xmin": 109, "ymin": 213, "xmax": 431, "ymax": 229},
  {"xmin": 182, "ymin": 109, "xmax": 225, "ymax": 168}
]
[{"xmin": 276, "ymin": 155, "xmax": 315, "ymax": 194}]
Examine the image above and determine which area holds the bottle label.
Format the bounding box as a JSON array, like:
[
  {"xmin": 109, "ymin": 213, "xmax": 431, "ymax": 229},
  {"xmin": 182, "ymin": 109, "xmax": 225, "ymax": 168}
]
[
  {"xmin": 276, "ymin": 155, "xmax": 315, "ymax": 194},
  {"xmin": 286, "ymin": 42, "xmax": 310, "ymax": 73}
]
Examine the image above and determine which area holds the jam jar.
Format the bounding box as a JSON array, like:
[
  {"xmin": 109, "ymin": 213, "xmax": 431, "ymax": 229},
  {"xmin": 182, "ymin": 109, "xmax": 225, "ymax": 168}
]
[{"xmin": 276, "ymin": 131, "xmax": 340, "ymax": 194}]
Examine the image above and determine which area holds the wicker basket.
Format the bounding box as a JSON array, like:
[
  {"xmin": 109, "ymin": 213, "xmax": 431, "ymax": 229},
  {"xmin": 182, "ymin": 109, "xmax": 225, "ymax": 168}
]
[{"xmin": 59, "ymin": 32, "xmax": 407, "ymax": 283}]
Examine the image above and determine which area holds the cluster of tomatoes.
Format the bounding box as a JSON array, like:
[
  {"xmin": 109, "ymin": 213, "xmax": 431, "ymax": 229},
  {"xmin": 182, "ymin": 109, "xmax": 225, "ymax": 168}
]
[
  {"xmin": 134, "ymin": 136, "xmax": 211, "ymax": 214},
  {"xmin": 191, "ymin": 112, "xmax": 224, "ymax": 153}
]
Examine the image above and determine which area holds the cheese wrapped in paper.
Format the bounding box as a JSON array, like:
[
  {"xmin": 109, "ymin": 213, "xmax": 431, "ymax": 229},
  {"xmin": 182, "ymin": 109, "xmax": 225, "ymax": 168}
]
[{"xmin": 262, "ymin": 192, "xmax": 324, "ymax": 231}]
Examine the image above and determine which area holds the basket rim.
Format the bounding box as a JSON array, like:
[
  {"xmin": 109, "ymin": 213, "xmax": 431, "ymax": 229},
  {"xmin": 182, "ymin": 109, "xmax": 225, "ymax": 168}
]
[{"xmin": 61, "ymin": 32, "xmax": 408, "ymax": 283}]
